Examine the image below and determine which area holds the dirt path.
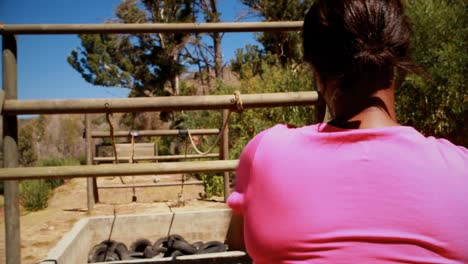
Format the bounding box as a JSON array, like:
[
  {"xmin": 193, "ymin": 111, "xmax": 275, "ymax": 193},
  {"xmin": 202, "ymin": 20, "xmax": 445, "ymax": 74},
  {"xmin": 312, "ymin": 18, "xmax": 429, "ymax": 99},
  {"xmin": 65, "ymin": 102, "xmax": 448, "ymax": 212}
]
[{"xmin": 0, "ymin": 175, "xmax": 227, "ymax": 264}]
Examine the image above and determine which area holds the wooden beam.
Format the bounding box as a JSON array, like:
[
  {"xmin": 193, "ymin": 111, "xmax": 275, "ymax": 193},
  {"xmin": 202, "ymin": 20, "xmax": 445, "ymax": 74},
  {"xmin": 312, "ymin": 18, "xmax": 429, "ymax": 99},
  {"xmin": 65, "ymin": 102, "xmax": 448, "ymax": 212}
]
[
  {"xmin": 0, "ymin": 160, "xmax": 239, "ymax": 181},
  {"xmin": 0, "ymin": 21, "xmax": 303, "ymax": 35},
  {"xmin": 2, "ymin": 91, "xmax": 318, "ymax": 115},
  {"xmin": 98, "ymin": 181, "xmax": 203, "ymax": 189},
  {"xmin": 93, "ymin": 153, "xmax": 220, "ymax": 162},
  {"xmin": 2, "ymin": 33, "xmax": 21, "ymax": 264},
  {"xmin": 91, "ymin": 129, "xmax": 220, "ymax": 138}
]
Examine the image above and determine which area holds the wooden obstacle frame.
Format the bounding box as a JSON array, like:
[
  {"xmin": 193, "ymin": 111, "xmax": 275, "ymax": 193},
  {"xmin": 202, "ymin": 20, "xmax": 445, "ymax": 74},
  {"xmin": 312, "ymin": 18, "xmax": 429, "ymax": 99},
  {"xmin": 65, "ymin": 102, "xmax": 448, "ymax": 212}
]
[
  {"xmin": 1, "ymin": 21, "xmax": 318, "ymax": 264},
  {"xmin": 90, "ymin": 128, "xmax": 223, "ymax": 198}
]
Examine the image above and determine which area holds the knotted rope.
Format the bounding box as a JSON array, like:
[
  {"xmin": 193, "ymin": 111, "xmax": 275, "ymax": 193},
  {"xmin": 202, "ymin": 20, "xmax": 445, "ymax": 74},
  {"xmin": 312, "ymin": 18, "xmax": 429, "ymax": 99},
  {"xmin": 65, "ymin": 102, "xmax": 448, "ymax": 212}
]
[{"xmin": 186, "ymin": 91, "xmax": 243, "ymax": 155}]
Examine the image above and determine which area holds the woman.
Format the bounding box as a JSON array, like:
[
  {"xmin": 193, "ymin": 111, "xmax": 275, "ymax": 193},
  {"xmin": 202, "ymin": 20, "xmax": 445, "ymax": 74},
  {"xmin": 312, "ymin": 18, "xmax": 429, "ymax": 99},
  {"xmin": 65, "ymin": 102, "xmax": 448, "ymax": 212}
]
[{"xmin": 227, "ymin": 0, "xmax": 468, "ymax": 263}]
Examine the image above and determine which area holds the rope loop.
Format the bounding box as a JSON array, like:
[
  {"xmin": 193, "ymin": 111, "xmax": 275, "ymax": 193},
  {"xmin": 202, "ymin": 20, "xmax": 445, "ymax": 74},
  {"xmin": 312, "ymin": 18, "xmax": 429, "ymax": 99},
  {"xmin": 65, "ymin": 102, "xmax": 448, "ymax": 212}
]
[{"xmin": 231, "ymin": 90, "xmax": 244, "ymax": 112}]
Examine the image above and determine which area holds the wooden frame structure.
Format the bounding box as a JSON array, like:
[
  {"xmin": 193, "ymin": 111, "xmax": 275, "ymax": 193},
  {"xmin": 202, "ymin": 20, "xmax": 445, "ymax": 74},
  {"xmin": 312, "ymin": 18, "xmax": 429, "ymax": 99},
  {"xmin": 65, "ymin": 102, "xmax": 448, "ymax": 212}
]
[
  {"xmin": 1, "ymin": 21, "xmax": 316, "ymax": 264},
  {"xmin": 88, "ymin": 127, "xmax": 223, "ymax": 202}
]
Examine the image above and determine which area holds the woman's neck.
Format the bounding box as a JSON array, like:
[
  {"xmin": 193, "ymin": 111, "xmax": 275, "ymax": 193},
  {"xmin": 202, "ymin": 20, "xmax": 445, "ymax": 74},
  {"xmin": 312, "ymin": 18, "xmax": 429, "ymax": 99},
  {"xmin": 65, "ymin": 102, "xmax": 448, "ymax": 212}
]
[{"xmin": 329, "ymin": 86, "xmax": 399, "ymax": 129}]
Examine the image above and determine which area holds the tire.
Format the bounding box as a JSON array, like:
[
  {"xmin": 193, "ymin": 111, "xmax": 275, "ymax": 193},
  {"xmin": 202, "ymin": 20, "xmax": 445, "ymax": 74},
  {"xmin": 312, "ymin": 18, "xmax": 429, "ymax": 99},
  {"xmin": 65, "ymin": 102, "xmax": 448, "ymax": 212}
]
[
  {"xmin": 109, "ymin": 241, "xmax": 129, "ymax": 260},
  {"xmin": 129, "ymin": 238, "xmax": 152, "ymax": 253},
  {"xmin": 144, "ymin": 245, "xmax": 162, "ymax": 258},
  {"xmin": 198, "ymin": 241, "xmax": 227, "ymax": 254},
  {"xmin": 104, "ymin": 252, "xmax": 120, "ymax": 261},
  {"xmin": 153, "ymin": 234, "xmax": 183, "ymax": 248},
  {"xmin": 171, "ymin": 240, "xmax": 197, "ymax": 255},
  {"xmin": 128, "ymin": 251, "xmax": 145, "ymax": 259},
  {"xmin": 88, "ymin": 240, "xmax": 120, "ymax": 263},
  {"xmin": 192, "ymin": 241, "xmax": 204, "ymax": 251},
  {"xmin": 157, "ymin": 234, "xmax": 185, "ymax": 257},
  {"xmin": 170, "ymin": 250, "xmax": 184, "ymax": 257}
]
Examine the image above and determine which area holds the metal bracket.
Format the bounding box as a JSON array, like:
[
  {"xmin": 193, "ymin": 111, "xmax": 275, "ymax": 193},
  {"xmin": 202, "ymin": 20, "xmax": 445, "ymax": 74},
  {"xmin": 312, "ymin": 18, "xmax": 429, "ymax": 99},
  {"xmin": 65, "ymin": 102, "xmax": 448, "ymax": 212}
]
[{"xmin": 178, "ymin": 129, "xmax": 188, "ymax": 138}]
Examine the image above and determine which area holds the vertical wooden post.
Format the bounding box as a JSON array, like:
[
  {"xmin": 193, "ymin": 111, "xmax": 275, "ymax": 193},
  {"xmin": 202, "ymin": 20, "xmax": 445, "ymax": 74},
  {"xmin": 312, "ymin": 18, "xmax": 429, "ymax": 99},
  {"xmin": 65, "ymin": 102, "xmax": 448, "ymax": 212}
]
[
  {"xmin": 85, "ymin": 114, "xmax": 96, "ymax": 210},
  {"xmin": 3, "ymin": 34, "xmax": 21, "ymax": 264},
  {"xmin": 221, "ymin": 109, "xmax": 230, "ymax": 202}
]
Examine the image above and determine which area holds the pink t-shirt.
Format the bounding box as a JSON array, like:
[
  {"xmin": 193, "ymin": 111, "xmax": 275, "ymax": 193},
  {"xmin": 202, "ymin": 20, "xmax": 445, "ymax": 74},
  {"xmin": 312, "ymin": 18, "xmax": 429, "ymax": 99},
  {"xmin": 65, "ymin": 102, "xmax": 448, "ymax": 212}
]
[{"xmin": 228, "ymin": 123, "xmax": 468, "ymax": 264}]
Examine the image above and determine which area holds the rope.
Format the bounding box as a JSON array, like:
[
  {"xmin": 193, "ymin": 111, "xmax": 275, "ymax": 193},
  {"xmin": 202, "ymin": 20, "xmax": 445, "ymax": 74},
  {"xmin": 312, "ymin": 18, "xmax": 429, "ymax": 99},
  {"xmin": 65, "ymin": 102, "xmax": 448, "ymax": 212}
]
[
  {"xmin": 105, "ymin": 103, "xmax": 125, "ymax": 184},
  {"xmin": 186, "ymin": 91, "xmax": 243, "ymax": 155},
  {"xmin": 165, "ymin": 202, "xmax": 176, "ymax": 237}
]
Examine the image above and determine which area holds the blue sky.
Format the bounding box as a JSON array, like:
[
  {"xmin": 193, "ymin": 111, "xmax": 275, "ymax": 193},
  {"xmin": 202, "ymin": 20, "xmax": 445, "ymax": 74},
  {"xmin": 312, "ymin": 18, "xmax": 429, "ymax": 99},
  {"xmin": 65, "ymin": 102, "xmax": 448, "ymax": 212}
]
[{"xmin": 0, "ymin": 0, "xmax": 259, "ymax": 101}]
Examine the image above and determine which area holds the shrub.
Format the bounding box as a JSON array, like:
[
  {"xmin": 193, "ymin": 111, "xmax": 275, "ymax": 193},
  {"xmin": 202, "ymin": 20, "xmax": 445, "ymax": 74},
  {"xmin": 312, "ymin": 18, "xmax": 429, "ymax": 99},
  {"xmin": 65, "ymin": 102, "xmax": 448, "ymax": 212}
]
[
  {"xmin": 19, "ymin": 180, "xmax": 51, "ymax": 211},
  {"xmin": 198, "ymin": 174, "xmax": 224, "ymax": 198},
  {"xmin": 36, "ymin": 157, "xmax": 80, "ymax": 189}
]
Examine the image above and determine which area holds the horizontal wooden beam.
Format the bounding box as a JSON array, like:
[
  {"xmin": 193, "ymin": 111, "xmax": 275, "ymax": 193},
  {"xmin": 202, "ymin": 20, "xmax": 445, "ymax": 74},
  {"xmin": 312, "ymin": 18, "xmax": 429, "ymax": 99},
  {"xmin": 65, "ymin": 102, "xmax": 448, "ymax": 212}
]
[
  {"xmin": 0, "ymin": 160, "xmax": 239, "ymax": 181},
  {"xmin": 98, "ymin": 181, "xmax": 203, "ymax": 189},
  {"xmin": 91, "ymin": 129, "xmax": 220, "ymax": 138},
  {"xmin": 3, "ymin": 91, "xmax": 318, "ymax": 115},
  {"xmin": 93, "ymin": 153, "xmax": 220, "ymax": 162},
  {"xmin": 0, "ymin": 22, "xmax": 303, "ymax": 35}
]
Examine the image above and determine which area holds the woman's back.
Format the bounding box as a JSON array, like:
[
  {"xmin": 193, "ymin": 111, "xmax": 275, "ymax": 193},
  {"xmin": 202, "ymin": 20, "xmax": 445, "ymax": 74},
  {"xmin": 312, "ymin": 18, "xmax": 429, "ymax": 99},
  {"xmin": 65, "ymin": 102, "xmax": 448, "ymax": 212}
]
[{"xmin": 228, "ymin": 124, "xmax": 468, "ymax": 263}]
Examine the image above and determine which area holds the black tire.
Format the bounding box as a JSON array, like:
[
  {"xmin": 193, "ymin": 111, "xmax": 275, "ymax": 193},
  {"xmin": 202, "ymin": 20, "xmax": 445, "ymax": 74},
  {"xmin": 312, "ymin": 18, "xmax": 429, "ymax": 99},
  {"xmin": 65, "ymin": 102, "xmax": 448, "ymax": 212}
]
[
  {"xmin": 170, "ymin": 250, "xmax": 184, "ymax": 257},
  {"xmin": 109, "ymin": 241, "xmax": 129, "ymax": 260},
  {"xmin": 128, "ymin": 251, "xmax": 145, "ymax": 259},
  {"xmin": 171, "ymin": 240, "xmax": 197, "ymax": 254},
  {"xmin": 130, "ymin": 238, "xmax": 152, "ymax": 253},
  {"xmin": 198, "ymin": 241, "xmax": 227, "ymax": 254},
  {"xmin": 144, "ymin": 245, "xmax": 161, "ymax": 258},
  {"xmin": 158, "ymin": 234, "xmax": 186, "ymax": 257},
  {"xmin": 104, "ymin": 252, "xmax": 120, "ymax": 261},
  {"xmin": 88, "ymin": 240, "xmax": 118, "ymax": 263},
  {"xmin": 192, "ymin": 241, "xmax": 204, "ymax": 251},
  {"xmin": 153, "ymin": 234, "xmax": 183, "ymax": 248}
]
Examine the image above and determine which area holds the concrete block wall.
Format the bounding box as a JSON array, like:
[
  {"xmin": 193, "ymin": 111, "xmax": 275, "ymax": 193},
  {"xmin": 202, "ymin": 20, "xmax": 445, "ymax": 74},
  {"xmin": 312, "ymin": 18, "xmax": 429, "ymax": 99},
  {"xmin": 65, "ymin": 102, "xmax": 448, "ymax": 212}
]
[{"xmin": 41, "ymin": 209, "xmax": 239, "ymax": 264}]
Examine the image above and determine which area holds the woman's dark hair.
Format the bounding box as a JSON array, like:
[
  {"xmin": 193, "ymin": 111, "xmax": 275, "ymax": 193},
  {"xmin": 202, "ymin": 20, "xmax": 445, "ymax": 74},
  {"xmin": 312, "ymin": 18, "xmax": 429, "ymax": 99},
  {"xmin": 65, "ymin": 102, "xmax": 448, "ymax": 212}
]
[{"xmin": 303, "ymin": 0, "xmax": 414, "ymax": 94}]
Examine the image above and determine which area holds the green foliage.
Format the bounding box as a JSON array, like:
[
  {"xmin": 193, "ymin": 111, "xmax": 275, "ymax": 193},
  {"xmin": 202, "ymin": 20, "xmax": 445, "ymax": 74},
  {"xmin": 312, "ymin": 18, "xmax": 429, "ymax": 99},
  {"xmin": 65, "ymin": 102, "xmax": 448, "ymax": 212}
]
[
  {"xmin": 68, "ymin": 0, "xmax": 195, "ymax": 97},
  {"xmin": 397, "ymin": 0, "xmax": 467, "ymax": 146},
  {"xmin": 18, "ymin": 157, "xmax": 81, "ymax": 212},
  {"xmin": 37, "ymin": 157, "xmax": 81, "ymax": 189},
  {"xmin": 19, "ymin": 123, "xmax": 37, "ymax": 166},
  {"xmin": 241, "ymin": 0, "xmax": 314, "ymax": 64},
  {"xmin": 19, "ymin": 180, "xmax": 51, "ymax": 211},
  {"xmin": 230, "ymin": 45, "xmax": 277, "ymax": 78},
  {"xmin": 199, "ymin": 174, "xmax": 224, "ymax": 198}
]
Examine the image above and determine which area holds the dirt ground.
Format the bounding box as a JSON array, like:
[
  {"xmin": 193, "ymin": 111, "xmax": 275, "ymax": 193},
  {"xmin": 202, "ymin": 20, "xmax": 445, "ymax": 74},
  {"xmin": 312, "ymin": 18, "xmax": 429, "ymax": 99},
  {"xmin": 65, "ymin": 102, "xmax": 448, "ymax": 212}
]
[{"xmin": 0, "ymin": 174, "xmax": 228, "ymax": 264}]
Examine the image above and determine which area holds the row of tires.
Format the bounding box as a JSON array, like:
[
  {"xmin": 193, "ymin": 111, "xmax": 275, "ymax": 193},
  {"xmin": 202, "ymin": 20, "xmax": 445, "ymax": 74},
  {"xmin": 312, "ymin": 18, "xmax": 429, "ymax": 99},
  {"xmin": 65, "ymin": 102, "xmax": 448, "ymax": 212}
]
[{"xmin": 88, "ymin": 234, "xmax": 227, "ymax": 263}]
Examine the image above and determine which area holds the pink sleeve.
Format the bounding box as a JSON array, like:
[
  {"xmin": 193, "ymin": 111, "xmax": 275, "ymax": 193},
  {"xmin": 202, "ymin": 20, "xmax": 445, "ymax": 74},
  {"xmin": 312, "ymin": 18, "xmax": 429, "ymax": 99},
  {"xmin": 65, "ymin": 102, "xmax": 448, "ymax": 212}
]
[{"xmin": 227, "ymin": 130, "xmax": 268, "ymax": 215}]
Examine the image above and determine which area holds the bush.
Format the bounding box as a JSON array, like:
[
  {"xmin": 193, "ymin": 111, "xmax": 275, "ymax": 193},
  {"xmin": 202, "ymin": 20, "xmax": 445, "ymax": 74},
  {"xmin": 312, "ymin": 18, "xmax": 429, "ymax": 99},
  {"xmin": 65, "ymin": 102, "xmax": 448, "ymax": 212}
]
[
  {"xmin": 36, "ymin": 157, "xmax": 81, "ymax": 189},
  {"xmin": 19, "ymin": 180, "xmax": 51, "ymax": 211},
  {"xmin": 198, "ymin": 174, "xmax": 224, "ymax": 198},
  {"xmin": 397, "ymin": 0, "xmax": 467, "ymax": 146}
]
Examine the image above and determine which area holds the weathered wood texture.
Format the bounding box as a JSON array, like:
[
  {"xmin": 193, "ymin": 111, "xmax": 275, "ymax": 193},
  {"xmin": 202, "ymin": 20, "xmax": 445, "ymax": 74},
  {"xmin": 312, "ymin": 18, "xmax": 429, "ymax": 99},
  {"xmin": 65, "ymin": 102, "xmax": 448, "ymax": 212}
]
[
  {"xmin": 0, "ymin": 160, "xmax": 239, "ymax": 181},
  {"xmin": 98, "ymin": 181, "xmax": 204, "ymax": 189},
  {"xmin": 93, "ymin": 153, "xmax": 220, "ymax": 162},
  {"xmin": 222, "ymin": 109, "xmax": 230, "ymax": 202},
  {"xmin": 91, "ymin": 129, "xmax": 220, "ymax": 138},
  {"xmin": 2, "ymin": 34, "xmax": 20, "ymax": 264},
  {"xmin": 85, "ymin": 114, "xmax": 96, "ymax": 210},
  {"xmin": 0, "ymin": 21, "xmax": 303, "ymax": 35},
  {"xmin": 2, "ymin": 91, "xmax": 318, "ymax": 115}
]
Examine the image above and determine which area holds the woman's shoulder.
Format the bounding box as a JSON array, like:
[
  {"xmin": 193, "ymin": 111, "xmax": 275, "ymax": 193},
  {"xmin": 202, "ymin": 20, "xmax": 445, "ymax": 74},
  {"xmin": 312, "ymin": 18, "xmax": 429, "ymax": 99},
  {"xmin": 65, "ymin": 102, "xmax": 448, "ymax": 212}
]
[{"xmin": 424, "ymin": 136, "xmax": 468, "ymax": 168}]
